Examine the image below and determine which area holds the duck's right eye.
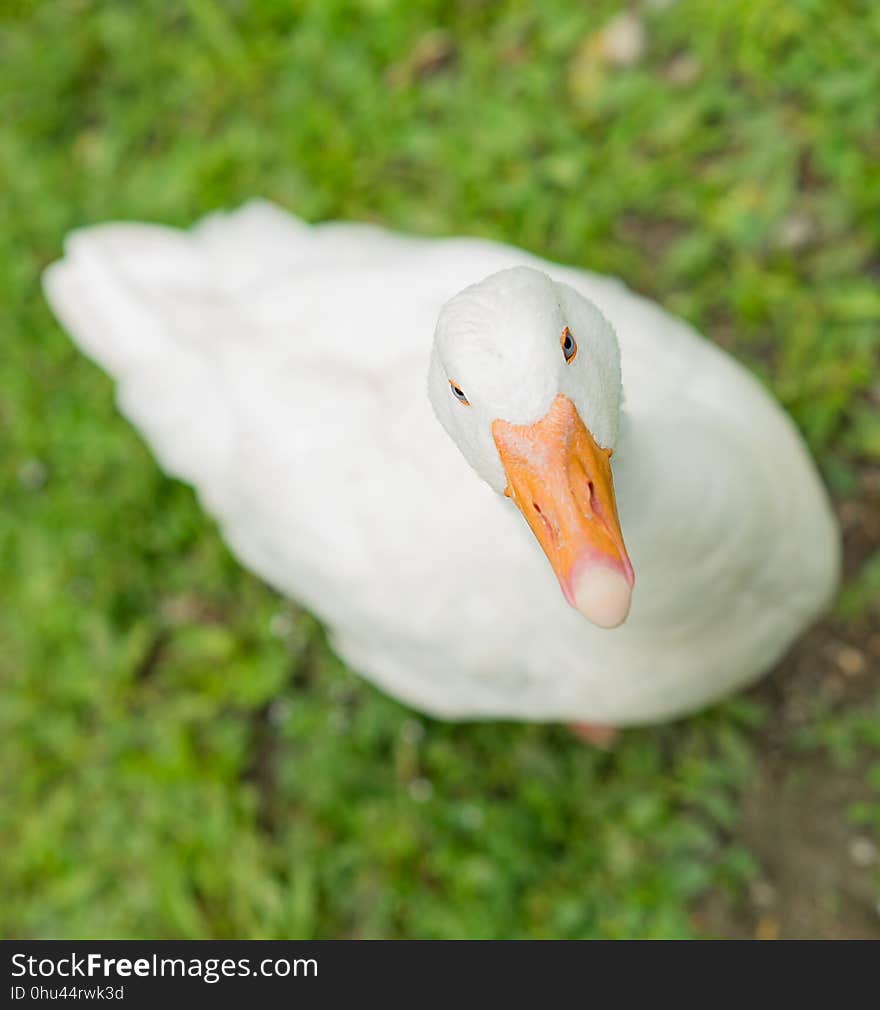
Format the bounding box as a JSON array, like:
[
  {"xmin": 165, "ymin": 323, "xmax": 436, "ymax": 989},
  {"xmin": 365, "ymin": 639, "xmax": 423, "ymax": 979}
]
[{"xmin": 449, "ymin": 380, "xmax": 470, "ymax": 406}]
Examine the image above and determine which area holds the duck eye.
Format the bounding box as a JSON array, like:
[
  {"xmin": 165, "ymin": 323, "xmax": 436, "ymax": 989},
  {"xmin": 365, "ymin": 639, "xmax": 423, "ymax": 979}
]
[
  {"xmin": 449, "ymin": 380, "xmax": 470, "ymax": 405},
  {"xmin": 561, "ymin": 326, "xmax": 577, "ymax": 363}
]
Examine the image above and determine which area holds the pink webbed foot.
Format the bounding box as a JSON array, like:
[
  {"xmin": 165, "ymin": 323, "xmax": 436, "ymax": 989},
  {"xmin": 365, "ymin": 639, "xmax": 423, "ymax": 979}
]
[{"xmin": 567, "ymin": 722, "xmax": 619, "ymax": 748}]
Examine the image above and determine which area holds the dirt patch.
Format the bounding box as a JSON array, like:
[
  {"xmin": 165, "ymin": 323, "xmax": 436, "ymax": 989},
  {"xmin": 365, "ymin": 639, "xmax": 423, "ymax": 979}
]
[{"xmin": 695, "ymin": 466, "xmax": 880, "ymax": 939}]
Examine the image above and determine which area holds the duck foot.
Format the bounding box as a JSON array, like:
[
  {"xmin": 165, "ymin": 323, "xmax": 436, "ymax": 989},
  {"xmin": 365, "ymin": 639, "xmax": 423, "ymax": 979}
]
[{"xmin": 567, "ymin": 722, "xmax": 619, "ymax": 748}]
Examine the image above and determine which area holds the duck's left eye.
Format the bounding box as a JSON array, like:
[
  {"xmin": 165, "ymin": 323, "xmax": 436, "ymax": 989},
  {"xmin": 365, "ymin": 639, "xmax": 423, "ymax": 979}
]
[
  {"xmin": 449, "ymin": 380, "xmax": 470, "ymax": 405},
  {"xmin": 561, "ymin": 326, "xmax": 578, "ymax": 363}
]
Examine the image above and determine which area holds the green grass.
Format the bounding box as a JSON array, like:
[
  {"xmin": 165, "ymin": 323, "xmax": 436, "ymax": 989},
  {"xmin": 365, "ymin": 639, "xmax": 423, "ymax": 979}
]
[{"xmin": 2, "ymin": 0, "xmax": 879, "ymax": 938}]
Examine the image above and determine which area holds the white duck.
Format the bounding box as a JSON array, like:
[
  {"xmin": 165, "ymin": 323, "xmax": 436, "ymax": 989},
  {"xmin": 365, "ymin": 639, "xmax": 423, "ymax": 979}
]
[{"xmin": 43, "ymin": 200, "xmax": 840, "ymax": 732}]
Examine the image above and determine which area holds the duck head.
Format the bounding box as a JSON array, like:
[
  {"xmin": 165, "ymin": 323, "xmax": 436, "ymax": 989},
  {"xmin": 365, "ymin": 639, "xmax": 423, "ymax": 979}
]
[{"xmin": 428, "ymin": 266, "xmax": 634, "ymax": 628}]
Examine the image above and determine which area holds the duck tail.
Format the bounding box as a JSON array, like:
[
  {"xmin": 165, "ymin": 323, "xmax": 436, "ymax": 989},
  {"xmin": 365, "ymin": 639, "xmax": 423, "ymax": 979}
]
[{"xmin": 41, "ymin": 200, "xmax": 310, "ymax": 498}]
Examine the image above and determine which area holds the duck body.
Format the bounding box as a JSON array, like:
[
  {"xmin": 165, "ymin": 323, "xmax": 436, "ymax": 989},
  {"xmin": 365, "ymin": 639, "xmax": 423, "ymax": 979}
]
[{"xmin": 44, "ymin": 201, "xmax": 839, "ymax": 726}]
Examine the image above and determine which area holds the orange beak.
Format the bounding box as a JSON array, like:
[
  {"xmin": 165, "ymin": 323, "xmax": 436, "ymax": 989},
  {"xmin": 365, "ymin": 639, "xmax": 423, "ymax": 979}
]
[{"xmin": 492, "ymin": 394, "xmax": 635, "ymax": 628}]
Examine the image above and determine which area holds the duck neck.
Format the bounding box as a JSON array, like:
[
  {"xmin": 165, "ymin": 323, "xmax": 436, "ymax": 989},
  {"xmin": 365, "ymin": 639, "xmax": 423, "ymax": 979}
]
[{"xmin": 610, "ymin": 407, "xmax": 638, "ymax": 501}]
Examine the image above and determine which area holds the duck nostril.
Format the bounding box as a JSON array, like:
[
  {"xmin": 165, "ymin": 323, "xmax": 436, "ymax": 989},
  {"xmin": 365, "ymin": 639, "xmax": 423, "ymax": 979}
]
[{"xmin": 532, "ymin": 502, "xmax": 557, "ymax": 544}]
